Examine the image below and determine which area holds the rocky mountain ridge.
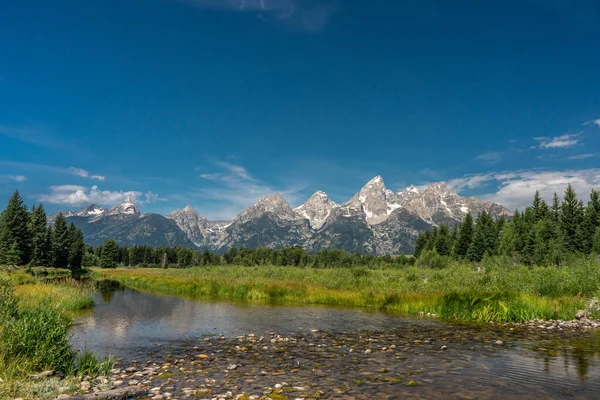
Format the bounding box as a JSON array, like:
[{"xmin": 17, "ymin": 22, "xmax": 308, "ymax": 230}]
[{"xmin": 52, "ymin": 176, "xmax": 512, "ymax": 254}]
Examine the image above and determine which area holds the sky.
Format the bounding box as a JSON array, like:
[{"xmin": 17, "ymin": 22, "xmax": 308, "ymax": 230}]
[{"xmin": 1, "ymin": 0, "xmax": 600, "ymax": 220}]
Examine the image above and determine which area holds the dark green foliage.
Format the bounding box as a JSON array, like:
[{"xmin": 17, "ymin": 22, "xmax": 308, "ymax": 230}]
[
  {"xmin": 28, "ymin": 204, "xmax": 49, "ymax": 267},
  {"xmin": 467, "ymin": 212, "xmax": 497, "ymax": 262},
  {"xmin": 561, "ymin": 184, "xmax": 584, "ymax": 252},
  {"xmin": 434, "ymin": 224, "xmax": 452, "ymax": 256},
  {"xmin": 454, "ymin": 213, "xmax": 474, "ymax": 258},
  {"xmin": 53, "ymin": 213, "xmax": 71, "ymax": 268},
  {"xmin": 416, "ymin": 186, "xmax": 600, "ymax": 266},
  {"xmin": 68, "ymin": 223, "xmax": 85, "ymax": 271},
  {"xmin": 0, "ymin": 191, "xmax": 86, "ymax": 268},
  {"xmin": 593, "ymin": 227, "xmax": 600, "ymax": 254},
  {"xmin": 100, "ymin": 239, "xmax": 119, "ymax": 268},
  {"xmin": 0, "ymin": 191, "xmax": 32, "ymax": 265}
]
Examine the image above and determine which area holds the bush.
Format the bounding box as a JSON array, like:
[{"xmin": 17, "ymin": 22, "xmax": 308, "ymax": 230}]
[
  {"xmin": 75, "ymin": 349, "xmax": 115, "ymax": 377},
  {"xmin": 415, "ymin": 250, "xmax": 452, "ymax": 269}
]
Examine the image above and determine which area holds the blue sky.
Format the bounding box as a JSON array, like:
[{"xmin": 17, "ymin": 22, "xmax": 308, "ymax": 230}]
[{"xmin": 1, "ymin": 0, "xmax": 599, "ymax": 219}]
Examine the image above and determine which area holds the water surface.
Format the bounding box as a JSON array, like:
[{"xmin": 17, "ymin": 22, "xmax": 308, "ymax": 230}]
[{"xmin": 71, "ymin": 281, "xmax": 600, "ymax": 399}]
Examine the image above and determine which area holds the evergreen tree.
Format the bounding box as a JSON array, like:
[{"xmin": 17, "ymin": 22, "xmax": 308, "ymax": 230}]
[
  {"xmin": 467, "ymin": 212, "xmax": 496, "ymax": 262},
  {"xmin": 497, "ymin": 223, "xmax": 516, "ymax": 256},
  {"xmin": 43, "ymin": 227, "xmax": 55, "ymax": 267},
  {"xmin": 532, "ymin": 191, "xmax": 545, "ymax": 222},
  {"xmin": 53, "ymin": 213, "xmax": 71, "ymax": 268},
  {"xmin": 28, "ymin": 204, "xmax": 49, "ymax": 266},
  {"xmin": 593, "ymin": 226, "xmax": 600, "ymax": 254},
  {"xmin": 434, "ymin": 224, "xmax": 452, "ymax": 256},
  {"xmin": 414, "ymin": 230, "xmax": 431, "ymax": 258},
  {"xmin": 533, "ymin": 220, "xmax": 551, "ymax": 265},
  {"xmin": 100, "ymin": 239, "xmax": 119, "ymax": 268},
  {"xmin": 68, "ymin": 223, "xmax": 85, "ymax": 271},
  {"xmin": 454, "ymin": 213, "xmax": 474, "ymax": 258},
  {"xmin": 0, "ymin": 190, "xmax": 32, "ymax": 265},
  {"xmin": 551, "ymin": 192, "xmax": 561, "ymax": 223},
  {"xmin": 561, "ymin": 184, "xmax": 584, "ymax": 253}
]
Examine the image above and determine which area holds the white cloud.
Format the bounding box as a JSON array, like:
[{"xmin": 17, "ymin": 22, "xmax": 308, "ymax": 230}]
[
  {"xmin": 447, "ymin": 169, "xmax": 600, "ymax": 211},
  {"xmin": 37, "ymin": 185, "xmax": 162, "ymax": 207},
  {"xmin": 594, "ymin": 119, "xmax": 600, "ymax": 128},
  {"xmin": 568, "ymin": 154, "xmax": 594, "ymax": 160},
  {"xmin": 536, "ymin": 133, "xmax": 581, "ymax": 149},
  {"xmin": 69, "ymin": 167, "xmax": 89, "ymax": 178},
  {"xmin": 182, "ymin": 0, "xmax": 334, "ymax": 32},
  {"xmin": 474, "ymin": 151, "xmax": 503, "ymax": 165},
  {"xmin": 197, "ymin": 160, "xmax": 304, "ymax": 219},
  {"xmin": 9, "ymin": 175, "xmax": 26, "ymax": 182},
  {"xmin": 0, "ymin": 175, "xmax": 27, "ymax": 183},
  {"xmin": 70, "ymin": 167, "xmax": 106, "ymax": 181}
]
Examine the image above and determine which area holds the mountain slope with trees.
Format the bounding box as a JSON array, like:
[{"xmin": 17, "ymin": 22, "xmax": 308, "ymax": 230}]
[{"xmin": 414, "ymin": 184, "xmax": 600, "ymax": 266}]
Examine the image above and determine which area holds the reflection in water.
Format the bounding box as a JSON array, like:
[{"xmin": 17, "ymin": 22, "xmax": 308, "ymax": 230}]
[{"xmin": 72, "ymin": 282, "xmax": 600, "ymax": 398}]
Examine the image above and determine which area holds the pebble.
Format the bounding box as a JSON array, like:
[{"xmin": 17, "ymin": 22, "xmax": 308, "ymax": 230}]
[
  {"xmin": 441, "ymin": 345, "xmax": 448, "ymax": 350},
  {"xmin": 364, "ymin": 349, "xmax": 372, "ymax": 355},
  {"xmin": 495, "ymin": 340, "xmax": 504, "ymax": 346}
]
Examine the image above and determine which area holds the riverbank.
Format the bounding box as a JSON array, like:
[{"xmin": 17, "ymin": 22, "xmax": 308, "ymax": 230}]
[
  {"xmin": 93, "ymin": 261, "xmax": 600, "ymax": 323},
  {"xmin": 0, "ymin": 267, "xmax": 112, "ymax": 400}
]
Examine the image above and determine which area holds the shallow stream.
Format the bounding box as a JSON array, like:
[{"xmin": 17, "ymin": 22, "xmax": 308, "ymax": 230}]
[{"xmin": 71, "ymin": 281, "xmax": 600, "ymax": 399}]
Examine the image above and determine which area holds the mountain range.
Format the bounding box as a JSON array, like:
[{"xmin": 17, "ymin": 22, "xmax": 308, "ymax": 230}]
[{"xmin": 51, "ymin": 176, "xmax": 512, "ymax": 254}]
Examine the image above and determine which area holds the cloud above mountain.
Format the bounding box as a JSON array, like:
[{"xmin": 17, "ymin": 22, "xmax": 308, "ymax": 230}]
[
  {"xmin": 448, "ymin": 169, "xmax": 600, "ymax": 211},
  {"xmin": 37, "ymin": 185, "xmax": 161, "ymax": 206}
]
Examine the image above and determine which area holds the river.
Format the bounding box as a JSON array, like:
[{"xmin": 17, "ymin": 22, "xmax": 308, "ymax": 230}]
[{"xmin": 71, "ymin": 281, "xmax": 600, "ymax": 399}]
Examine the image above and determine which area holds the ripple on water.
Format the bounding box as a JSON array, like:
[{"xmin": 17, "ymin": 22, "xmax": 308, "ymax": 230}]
[{"xmin": 71, "ymin": 282, "xmax": 600, "ymax": 399}]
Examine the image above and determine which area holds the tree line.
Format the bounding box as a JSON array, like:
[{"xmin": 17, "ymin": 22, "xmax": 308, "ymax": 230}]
[
  {"xmin": 414, "ymin": 184, "xmax": 600, "ymax": 266},
  {"xmin": 90, "ymin": 241, "xmax": 416, "ymax": 269},
  {"xmin": 0, "ymin": 191, "xmax": 86, "ymax": 270}
]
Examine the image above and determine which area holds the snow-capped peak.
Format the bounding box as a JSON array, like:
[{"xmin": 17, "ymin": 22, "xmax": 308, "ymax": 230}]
[
  {"xmin": 108, "ymin": 197, "xmax": 141, "ymax": 216},
  {"xmin": 340, "ymin": 176, "xmax": 402, "ymax": 225},
  {"xmin": 235, "ymin": 193, "xmax": 297, "ymax": 223},
  {"xmin": 294, "ymin": 190, "xmax": 338, "ymax": 230}
]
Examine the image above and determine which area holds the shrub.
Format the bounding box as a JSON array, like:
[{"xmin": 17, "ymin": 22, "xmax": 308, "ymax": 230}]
[
  {"xmin": 415, "ymin": 250, "xmax": 451, "ymax": 269},
  {"xmin": 75, "ymin": 349, "xmax": 115, "ymax": 377}
]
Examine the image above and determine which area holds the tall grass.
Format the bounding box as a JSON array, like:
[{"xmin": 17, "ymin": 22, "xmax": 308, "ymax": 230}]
[
  {"xmin": 0, "ymin": 270, "xmax": 113, "ymax": 399},
  {"xmin": 94, "ymin": 255, "xmax": 599, "ymax": 323}
]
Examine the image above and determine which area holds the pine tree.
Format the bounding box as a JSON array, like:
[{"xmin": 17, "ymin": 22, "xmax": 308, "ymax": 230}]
[
  {"xmin": 434, "ymin": 224, "xmax": 452, "ymax": 256},
  {"xmin": 497, "ymin": 223, "xmax": 516, "ymax": 256},
  {"xmin": 28, "ymin": 204, "xmax": 49, "ymax": 266},
  {"xmin": 467, "ymin": 212, "xmax": 496, "ymax": 262},
  {"xmin": 53, "ymin": 213, "xmax": 71, "ymax": 268},
  {"xmin": 68, "ymin": 223, "xmax": 85, "ymax": 271},
  {"xmin": 593, "ymin": 226, "xmax": 600, "ymax": 254},
  {"xmin": 533, "ymin": 220, "xmax": 551, "ymax": 265},
  {"xmin": 0, "ymin": 190, "xmax": 32, "ymax": 265},
  {"xmin": 551, "ymin": 192, "xmax": 561, "ymax": 223},
  {"xmin": 532, "ymin": 191, "xmax": 545, "ymax": 222},
  {"xmin": 43, "ymin": 227, "xmax": 55, "ymax": 267},
  {"xmin": 560, "ymin": 184, "xmax": 584, "ymax": 253},
  {"xmin": 454, "ymin": 213, "xmax": 474, "ymax": 258},
  {"xmin": 100, "ymin": 239, "xmax": 119, "ymax": 268}
]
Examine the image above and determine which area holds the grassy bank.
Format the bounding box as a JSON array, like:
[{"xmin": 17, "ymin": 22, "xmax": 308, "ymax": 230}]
[
  {"xmin": 93, "ymin": 256, "xmax": 600, "ymax": 323},
  {"xmin": 0, "ymin": 267, "xmax": 112, "ymax": 400}
]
